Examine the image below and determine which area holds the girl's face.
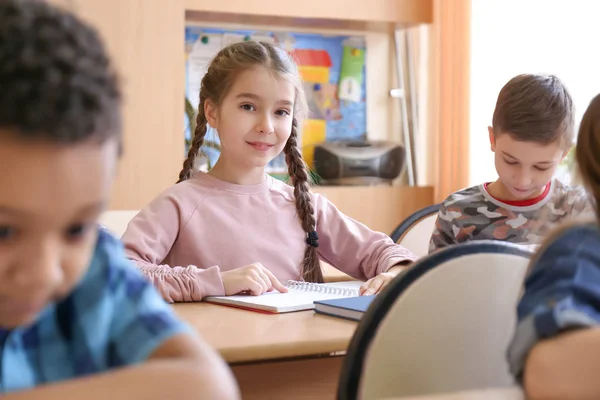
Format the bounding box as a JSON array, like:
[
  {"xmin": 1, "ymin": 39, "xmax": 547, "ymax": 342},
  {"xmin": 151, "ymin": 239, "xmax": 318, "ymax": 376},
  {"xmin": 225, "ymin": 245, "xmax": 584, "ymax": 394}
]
[
  {"xmin": 205, "ymin": 66, "xmax": 296, "ymax": 171},
  {"xmin": 0, "ymin": 133, "xmax": 119, "ymax": 328}
]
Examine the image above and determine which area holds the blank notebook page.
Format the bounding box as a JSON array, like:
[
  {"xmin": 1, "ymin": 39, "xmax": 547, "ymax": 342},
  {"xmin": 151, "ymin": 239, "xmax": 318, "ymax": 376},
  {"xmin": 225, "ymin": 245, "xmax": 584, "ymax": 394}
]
[{"xmin": 204, "ymin": 281, "xmax": 363, "ymax": 313}]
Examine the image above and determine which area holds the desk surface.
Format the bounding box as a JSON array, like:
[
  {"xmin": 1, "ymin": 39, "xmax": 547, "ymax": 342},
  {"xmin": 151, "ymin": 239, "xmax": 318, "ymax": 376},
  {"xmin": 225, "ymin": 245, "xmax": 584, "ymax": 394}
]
[
  {"xmin": 173, "ymin": 302, "xmax": 358, "ymax": 363},
  {"xmin": 383, "ymin": 387, "xmax": 524, "ymax": 400},
  {"xmin": 174, "ymin": 266, "xmax": 358, "ymax": 363}
]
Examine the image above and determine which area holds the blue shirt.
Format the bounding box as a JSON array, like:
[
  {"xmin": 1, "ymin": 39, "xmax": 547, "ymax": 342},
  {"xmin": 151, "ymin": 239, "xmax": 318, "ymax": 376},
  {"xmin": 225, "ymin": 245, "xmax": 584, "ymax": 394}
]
[
  {"xmin": 507, "ymin": 222, "xmax": 600, "ymax": 380},
  {"xmin": 0, "ymin": 228, "xmax": 189, "ymax": 392}
]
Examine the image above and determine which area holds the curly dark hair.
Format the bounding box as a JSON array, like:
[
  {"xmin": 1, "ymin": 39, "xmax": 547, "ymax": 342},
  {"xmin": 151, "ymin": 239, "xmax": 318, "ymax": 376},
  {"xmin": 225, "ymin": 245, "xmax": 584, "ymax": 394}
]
[{"xmin": 0, "ymin": 0, "xmax": 121, "ymax": 144}]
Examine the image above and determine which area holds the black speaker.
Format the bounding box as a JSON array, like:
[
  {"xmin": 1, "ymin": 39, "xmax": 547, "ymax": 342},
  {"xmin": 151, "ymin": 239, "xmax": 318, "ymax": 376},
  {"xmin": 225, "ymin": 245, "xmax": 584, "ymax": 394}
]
[{"xmin": 313, "ymin": 140, "xmax": 405, "ymax": 185}]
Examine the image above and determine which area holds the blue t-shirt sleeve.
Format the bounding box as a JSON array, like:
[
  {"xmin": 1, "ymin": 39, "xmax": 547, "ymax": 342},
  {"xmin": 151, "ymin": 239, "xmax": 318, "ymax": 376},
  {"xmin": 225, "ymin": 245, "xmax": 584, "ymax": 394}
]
[
  {"xmin": 92, "ymin": 230, "xmax": 191, "ymax": 367},
  {"xmin": 507, "ymin": 224, "xmax": 600, "ymax": 379}
]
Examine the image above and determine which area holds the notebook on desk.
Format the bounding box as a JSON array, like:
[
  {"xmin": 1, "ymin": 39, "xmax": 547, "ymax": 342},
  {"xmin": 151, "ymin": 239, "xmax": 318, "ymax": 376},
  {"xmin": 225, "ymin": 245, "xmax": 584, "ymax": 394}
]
[
  {"xmin": 204, "ymin": 280, "xmax": 363, "ymax": 314},
  {"xmin": 314, "ymin": 295, "xmax": 375, "ymax": 321}
]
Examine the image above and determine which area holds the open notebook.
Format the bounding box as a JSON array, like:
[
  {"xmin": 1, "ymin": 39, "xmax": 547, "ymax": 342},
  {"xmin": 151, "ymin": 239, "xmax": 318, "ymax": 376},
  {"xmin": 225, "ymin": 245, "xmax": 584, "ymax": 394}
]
[{"xmin": 204, "ymin": 280, "xmax": 363, "ymax": 313}]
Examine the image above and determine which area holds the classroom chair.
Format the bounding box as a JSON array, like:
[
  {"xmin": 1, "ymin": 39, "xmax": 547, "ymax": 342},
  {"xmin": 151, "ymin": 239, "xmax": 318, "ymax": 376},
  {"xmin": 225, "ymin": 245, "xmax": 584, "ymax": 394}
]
[
  {"xmin": 389, "ymin": 204, "xmax": 440, "ymax": 257},
  {"xmin": 337, "ymin": 241, "xmax": 533, "ymax": 400},
  {"xmin": 98, "ymin": 210, "xmax": 139, "ymax": 238}
]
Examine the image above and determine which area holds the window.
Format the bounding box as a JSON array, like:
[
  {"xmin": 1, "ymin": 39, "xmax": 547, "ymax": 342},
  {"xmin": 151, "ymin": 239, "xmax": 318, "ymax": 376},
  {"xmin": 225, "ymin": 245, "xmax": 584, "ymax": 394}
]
[{"xmin": 470, "ymin": 0, "xmax": 600, "ymax": 185}]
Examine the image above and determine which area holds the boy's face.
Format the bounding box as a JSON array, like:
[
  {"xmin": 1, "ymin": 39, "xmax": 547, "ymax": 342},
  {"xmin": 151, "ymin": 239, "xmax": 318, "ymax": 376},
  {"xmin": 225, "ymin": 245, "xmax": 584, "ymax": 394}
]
[
  {"xmin": 0, "ymin": 132, "xmax": 118, "ymax": 328},
  {"xmin": 489, "ymin": 127, "xmax": 568, "ymax": 200}
]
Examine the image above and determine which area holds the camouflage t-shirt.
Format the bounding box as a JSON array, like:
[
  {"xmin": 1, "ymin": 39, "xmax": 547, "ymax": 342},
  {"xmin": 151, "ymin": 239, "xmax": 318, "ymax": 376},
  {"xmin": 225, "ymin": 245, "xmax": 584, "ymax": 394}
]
[{"xmin": 428, "ymin": 179, "xmax": 594, "ymax": 253}]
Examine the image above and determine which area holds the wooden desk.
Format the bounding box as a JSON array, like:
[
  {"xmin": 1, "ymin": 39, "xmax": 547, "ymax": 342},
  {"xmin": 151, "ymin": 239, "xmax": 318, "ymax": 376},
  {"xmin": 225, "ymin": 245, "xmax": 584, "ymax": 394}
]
[
  {"xmin": 174, "ymin": 303, "xmax": 357, "ymax": 399},
  {"xmin": 384, "ymin": 387, "xmax": 524, "ymax": 400}
]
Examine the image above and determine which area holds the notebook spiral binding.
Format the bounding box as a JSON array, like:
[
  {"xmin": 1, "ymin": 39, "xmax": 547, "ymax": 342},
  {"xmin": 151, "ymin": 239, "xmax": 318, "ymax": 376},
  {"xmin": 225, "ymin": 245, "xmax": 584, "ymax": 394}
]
[{"xmin": 285, "ymin": 280, "xmax": 358, "ymax": 296}]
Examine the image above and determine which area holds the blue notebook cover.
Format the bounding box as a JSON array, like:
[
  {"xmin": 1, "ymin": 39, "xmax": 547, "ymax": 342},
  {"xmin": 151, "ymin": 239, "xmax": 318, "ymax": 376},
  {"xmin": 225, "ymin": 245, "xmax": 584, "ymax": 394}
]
[{"xmin": 314, "ymin": 295, "xmax": 375, "ymax": 321}]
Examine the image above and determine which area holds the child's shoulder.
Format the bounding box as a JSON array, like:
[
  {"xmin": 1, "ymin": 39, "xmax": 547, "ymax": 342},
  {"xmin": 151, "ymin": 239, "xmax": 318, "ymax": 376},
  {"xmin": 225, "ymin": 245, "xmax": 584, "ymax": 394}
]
[
  {"xmin": 139, "ymin": 172, "xmax": 219, "ymax": 219},
  {"xmin": 60, "ymin": 227, "xmax": 184, "ymax": 345},
  {"xmin": 73, "ymin": 228, "xmax": 151, "ymax": 305},
  {"xmin": 156, "ymin": 172, "xmax": 215, "ymax": 202},
  {"xmin": 270, "ymin": 178, "xmax": 339, "ymax": 207},
  {"xmin": 542, "ymin": 220, "xmax": 600, "ymax": 250},
  {"xmin": 551, "ymin": 178, "xmax": 589, "ymax": 198},
  {"xmin": 531, "ymin": 220, "xmax": 600, "ymax": 276},
  {"xmin": 15, "ymin": 229, "xmax": 187, "ymax": 383},
  {"xmin": 440, "ymin": 184, "xmax": 486, "ymax": 208},
  {"xmin": 267, "ymin": 176, "xmax": 295, "ymax": 201},
  {"xmin": 549, "ymin": 179, "xmax": 594, "ymax": 214},
  {"xmin": 561, "ymin": 221, "xmax": 600, "ymax": 242},
  {"xmin": 269, "ymin": 176, "xmax": 325, "ymax": 204}
]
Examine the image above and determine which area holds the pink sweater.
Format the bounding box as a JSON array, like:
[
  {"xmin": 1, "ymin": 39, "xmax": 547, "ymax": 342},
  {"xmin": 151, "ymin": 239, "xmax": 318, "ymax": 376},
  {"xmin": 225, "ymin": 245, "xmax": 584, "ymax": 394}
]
[{"xmin": 121, "ymin": 172, "xmax": 416, "ymax": 302}]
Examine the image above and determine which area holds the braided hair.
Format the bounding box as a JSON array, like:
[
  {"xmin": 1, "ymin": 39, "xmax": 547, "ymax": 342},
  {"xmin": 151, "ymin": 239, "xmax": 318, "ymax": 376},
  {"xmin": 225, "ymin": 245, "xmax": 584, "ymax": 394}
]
[{"xmin": 179, "ymin": 41, "xmax": 322, "ymax": 282}]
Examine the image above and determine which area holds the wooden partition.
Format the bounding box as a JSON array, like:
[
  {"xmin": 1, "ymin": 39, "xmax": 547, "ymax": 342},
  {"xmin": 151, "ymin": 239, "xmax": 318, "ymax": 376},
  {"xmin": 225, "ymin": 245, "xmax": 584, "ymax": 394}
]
[
  {"xmin": 314, "ymin": 185, "xmax": 433, "ymax": 234},
  {"xmin": 49, "ymin": 0, "xmax": 433, "ymax": 215}
]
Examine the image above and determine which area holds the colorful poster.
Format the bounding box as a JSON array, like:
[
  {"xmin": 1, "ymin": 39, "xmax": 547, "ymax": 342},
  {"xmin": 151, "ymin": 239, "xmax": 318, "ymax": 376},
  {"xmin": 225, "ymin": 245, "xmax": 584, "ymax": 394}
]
[{"xmin": 338, "ymin": 45, "xmax": 366, "ymax": 102}]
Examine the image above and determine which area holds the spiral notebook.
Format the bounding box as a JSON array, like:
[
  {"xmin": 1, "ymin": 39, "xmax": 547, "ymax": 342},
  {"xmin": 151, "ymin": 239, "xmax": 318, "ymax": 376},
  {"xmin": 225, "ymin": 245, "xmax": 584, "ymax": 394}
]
[{"xmin": 204, "ymin": 280, "xmax": 363, "ymax": 314}]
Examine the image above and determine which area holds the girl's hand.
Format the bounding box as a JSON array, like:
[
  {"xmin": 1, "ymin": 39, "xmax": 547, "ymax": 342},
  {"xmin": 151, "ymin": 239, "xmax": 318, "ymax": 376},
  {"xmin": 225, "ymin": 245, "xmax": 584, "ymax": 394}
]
[
  {"xmin": 359, "ymin": 263, "xmax": 412, "ymax": 296},
  {"xmin": 221, "ymin": 262, "xmax": 288, "ymax": 296},
  {"xmin": 359, "ymin": 272, "xmax": 395, "ymax": 296}
]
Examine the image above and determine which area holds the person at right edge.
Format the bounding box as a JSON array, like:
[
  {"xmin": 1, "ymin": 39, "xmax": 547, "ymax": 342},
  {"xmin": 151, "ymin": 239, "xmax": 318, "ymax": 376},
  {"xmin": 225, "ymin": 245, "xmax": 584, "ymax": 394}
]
[{"xmin": 508, "ymin": 94, "xmax": 600, "ymax": 400}]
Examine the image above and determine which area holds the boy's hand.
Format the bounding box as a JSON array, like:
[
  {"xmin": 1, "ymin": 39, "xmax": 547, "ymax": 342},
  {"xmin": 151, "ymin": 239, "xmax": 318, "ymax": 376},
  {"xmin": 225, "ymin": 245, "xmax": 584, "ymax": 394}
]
[
  {"xmin": 359, "ymin": 263, "xmax": 412, "ymax": 296},
  {"xmin": 221, "ymin": 263, "xmax": 288, "ymax": 296}
]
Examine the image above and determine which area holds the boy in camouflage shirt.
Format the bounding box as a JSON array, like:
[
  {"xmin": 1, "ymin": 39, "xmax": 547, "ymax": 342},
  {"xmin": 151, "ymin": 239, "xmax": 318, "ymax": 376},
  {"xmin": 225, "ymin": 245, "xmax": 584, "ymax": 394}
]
[{"xmin": 429, "ymin": 74, "xmax": 593, "ymax": 253}]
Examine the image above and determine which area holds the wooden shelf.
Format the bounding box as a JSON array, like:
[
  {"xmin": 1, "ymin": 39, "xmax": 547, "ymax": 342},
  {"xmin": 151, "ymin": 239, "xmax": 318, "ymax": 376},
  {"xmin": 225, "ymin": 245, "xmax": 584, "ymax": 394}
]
[{"xmin": 185, "ymin": 0, "xmax": 433, "ymax": 31}]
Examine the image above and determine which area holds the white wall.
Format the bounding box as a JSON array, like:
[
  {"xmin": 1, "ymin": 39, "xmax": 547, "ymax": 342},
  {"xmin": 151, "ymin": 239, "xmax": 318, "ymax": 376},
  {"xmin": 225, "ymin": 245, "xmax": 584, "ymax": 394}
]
[{"xmin": 470, "ymin": 0, "xmax": 600, "ymax": 185}]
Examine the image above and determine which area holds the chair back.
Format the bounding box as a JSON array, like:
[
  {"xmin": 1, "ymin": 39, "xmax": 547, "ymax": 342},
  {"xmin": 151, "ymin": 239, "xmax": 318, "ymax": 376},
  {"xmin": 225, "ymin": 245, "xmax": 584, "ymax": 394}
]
[
  {"xmin": 338, "ymin": 241, "xmax": 533, "ymax": 400},
  {"xmin": 390, "ymin": 204, "xmax": 441, "ymax": 257}
]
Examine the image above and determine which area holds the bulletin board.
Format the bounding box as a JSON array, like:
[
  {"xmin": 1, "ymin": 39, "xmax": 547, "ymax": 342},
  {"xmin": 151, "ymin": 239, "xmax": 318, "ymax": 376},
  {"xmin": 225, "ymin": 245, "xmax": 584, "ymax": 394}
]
[{"xmin": 184, "ymin": 25, "xmax": 367, "ymax": 175}]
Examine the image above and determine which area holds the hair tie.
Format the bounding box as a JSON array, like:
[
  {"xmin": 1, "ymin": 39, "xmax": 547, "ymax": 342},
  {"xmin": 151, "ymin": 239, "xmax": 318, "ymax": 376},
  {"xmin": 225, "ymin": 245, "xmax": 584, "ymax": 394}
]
[{"xmin": 306, "ymin": 231, "xmax": 319, "ymax": 248}]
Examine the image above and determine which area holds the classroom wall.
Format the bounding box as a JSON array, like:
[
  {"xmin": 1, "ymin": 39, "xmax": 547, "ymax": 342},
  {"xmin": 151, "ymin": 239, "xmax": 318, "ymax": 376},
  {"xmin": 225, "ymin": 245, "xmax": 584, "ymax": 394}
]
[{"xmin": 49, "ymin": 0, "xmax": 186, "ymax": 210}]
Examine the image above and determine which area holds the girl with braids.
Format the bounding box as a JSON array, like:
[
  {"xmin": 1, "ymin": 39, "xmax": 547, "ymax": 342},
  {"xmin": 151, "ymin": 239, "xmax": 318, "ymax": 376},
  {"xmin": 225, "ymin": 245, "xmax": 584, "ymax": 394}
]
[
  {"xmin": 507, "ymin": 94, "xmax": 600, "ymax": 400},
  {"xmin": 122, "ymin": 41, "xmax": 415, "ymax": 302},
  {"xmin": 0, "ymin": 0, "xmax": 237, "ymax": 398}
]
